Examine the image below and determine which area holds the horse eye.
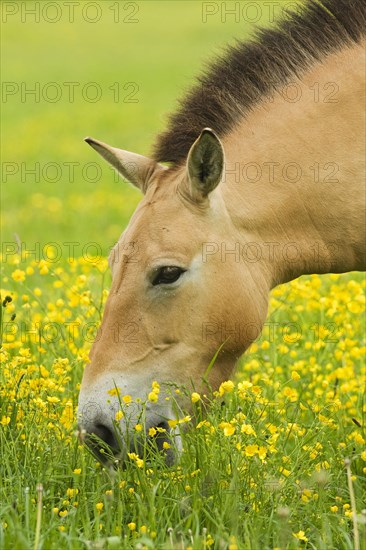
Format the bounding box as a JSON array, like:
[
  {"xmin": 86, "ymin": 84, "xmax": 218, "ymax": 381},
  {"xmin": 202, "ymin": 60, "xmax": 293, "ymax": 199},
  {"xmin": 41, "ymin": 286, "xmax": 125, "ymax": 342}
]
[{"xmin": 152, "ymin": 266, "xmax": 186, "ymax": 286}]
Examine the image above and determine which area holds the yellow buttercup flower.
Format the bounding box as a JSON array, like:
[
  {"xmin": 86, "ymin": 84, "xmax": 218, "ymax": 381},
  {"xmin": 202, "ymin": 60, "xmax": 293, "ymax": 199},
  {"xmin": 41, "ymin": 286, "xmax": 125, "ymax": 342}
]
[
  {"xmin": 219, "ymin": 380, "xmax": 235, "ymax": 396},
  {"xmin": 244, "ymin": 445, "xmax": 258, "ymax": 457},
  {"xmin": 191, "ymin": 392, "xmax": 201, "ymax": 403},
  {"xmin": 241, "ymin": 424, "xmax": 256, "ymax": 436},
  {"xmin": 47, "ymin": 396, "xmax": 60, "ymax": 404},
  {"xmin": 107, "ymin": 387, "xmax": 121, "ymax": 397},
  {"xmin": 148, "ymin": 391, "xmax": 158, "ymax": 403},
  {"xmin": 11, "ymin": 269, "xmax": 26, "ymax": 282},
  {"xmin": 293, "ymin": 530, "xmax": 308, "ymax": 542},
  {"xmin": 115, "ymin": 410, "xmax": 123, "ymax": 421}
]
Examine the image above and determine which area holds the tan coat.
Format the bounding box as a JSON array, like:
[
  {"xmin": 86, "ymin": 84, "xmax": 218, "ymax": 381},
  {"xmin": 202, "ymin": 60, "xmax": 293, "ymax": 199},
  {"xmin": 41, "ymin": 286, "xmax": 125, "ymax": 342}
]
[{"xmin": 78, "ymin": 23, "xmax": 365, "ymax": 460}]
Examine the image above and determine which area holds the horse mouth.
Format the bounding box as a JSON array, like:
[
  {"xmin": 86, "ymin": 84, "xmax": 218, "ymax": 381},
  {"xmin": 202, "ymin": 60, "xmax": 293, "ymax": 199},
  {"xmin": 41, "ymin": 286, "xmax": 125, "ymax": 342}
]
[
  {"xmin": 79, "ymin": 420, "xmax": 179, "ymax": 467},
  {"xmin": 78, "ymin": 424, "xmax": 121, "ymax": 465}
]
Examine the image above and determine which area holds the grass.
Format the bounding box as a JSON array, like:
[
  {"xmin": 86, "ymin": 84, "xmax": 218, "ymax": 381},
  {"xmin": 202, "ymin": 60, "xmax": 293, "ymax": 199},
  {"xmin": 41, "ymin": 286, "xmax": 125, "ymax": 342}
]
[
  {"xmin": 1, "ymin": 1, "xmax": 365, "ymax": 549},
  {"xmin": 1, "ymin": 258, "xmax": 365, "ymax": 549}
]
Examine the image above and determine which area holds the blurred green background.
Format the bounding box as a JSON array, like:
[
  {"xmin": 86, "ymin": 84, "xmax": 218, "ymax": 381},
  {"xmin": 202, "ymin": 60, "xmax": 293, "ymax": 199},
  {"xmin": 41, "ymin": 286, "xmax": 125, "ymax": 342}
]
[{"xmin": 2, "ymin": 1, "xmax": 282, "ymax": 256}]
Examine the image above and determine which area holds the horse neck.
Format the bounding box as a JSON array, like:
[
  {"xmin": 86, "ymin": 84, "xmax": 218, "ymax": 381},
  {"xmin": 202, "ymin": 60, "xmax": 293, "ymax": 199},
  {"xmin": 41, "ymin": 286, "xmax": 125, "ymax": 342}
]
[{"xmin": 222, "ymin": 41, "xmax": 366, "ymax": 288}]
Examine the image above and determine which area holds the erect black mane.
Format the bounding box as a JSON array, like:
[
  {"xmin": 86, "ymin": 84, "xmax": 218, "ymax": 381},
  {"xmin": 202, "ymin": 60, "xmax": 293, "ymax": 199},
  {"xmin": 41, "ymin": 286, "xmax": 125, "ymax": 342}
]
[{"xmin": 152, "ymin": 0, "xmax": 365, "ymax": 166}]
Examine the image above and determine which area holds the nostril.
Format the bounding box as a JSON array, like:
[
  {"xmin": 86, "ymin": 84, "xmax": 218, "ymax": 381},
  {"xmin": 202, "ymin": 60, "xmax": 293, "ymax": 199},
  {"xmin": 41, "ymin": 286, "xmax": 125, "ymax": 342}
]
[
  {"xmin": 84, "ymin": 423, "xmax": 119, "ymax": 461},
  {"xmin": 93, "ymin": 423, "xmax": 117, "ymax": 449}
]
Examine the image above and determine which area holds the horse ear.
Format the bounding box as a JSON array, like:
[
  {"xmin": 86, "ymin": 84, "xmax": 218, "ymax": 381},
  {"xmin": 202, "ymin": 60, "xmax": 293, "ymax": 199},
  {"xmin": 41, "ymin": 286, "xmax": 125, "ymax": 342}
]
[
  {"xmin": 84, "ymin": 137, "xmax": 166, "ymax": 193},
  {"xmin": 187, "ymin": 128, "xmax": 224, "ymax": 200}
]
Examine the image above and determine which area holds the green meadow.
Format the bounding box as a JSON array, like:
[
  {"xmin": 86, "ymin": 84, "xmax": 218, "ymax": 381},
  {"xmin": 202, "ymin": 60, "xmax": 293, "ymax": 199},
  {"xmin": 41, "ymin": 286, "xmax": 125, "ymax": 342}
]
[
  {"xmin": 1, "ymin": 2, "xmax": 365, "ymax": 549},
  {"xmin": 2, "ymin": 0, "xmax": 267, "ymax": 251}
]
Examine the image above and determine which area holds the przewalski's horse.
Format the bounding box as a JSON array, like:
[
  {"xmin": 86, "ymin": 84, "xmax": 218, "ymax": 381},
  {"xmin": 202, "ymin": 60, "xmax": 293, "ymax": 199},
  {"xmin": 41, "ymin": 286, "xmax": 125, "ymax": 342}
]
[{"xmin": 78, "ymin": 0, "xmax": 365, "ymax": 461}]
